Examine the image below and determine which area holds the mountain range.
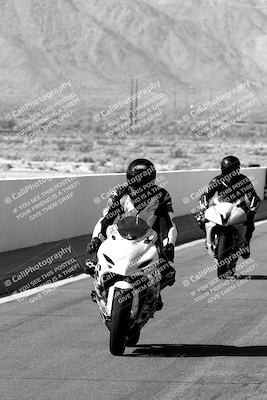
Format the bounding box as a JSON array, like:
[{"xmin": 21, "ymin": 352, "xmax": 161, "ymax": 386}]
[{"xmin": 0, "ymin": 0, "xmax": 266, "ymax": 109}]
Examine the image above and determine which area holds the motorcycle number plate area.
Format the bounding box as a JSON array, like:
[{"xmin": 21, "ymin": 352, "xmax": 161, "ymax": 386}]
[{"xmin": 106, "ymin": 224, "xmax": 119, "ymax": 239}]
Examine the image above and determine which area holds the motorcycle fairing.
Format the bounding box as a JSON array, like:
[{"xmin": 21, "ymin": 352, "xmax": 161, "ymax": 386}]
[
  {"xmin": 205, "ymin": 202, "xmax": 247, "ymax": 226},
  {"xmin": 93, "ymin": 217, "xmax": 162, "ymax": 334},
  {"xmin": 227, "ymin": 206, "xmax": 247, "ymax": 225},
  {"xmin": 97, "ymin": 224, "xmax": 159, "ymax": 278},
  {"xmin": 106, "ymin": 280, "xmax": 133, "ymax": 316},
  {"xmin": 204, "ymin": 200, "xmax": 248, "ymax": 260}
]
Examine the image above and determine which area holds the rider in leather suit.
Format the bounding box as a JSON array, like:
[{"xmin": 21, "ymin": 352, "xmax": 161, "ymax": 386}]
[
  {"xmin": 85, "ymin": 159, "xmax": 178, "ymax": 309},
  {"xmin": 199, "ymin": 156, "xmax": 261, "ymax": 258}
]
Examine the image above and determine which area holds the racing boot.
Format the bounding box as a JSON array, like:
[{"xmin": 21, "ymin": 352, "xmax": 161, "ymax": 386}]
[
  {"xmin": 155, "ymin": 293, "xmax": 164, "ymax": 311},
  {"xmin": 160, "ymin": 244, "xmax": 176, "ymax": 288},
  {"xmin": 160, "ymin": 263, "xmax": 176, "ymax": 290},
  {"xmin": 241, "ymin": 241, "xmax": 250, "ymax": 259},
  {"xmin": 206, "ymin": 243, "xmax": 216, "ymax": 258},
  {"xmin": 91, "ymin": 290, "xmax": 97, "ymax": 303},
  {"xmin": 241, "ymin": 219, "xmax": 254, "ymax": 259}
]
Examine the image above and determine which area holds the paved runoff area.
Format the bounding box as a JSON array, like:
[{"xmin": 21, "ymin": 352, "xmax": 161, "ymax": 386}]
[{"xmin": 1, "ymin": 221, "xmax": 267, "ymax": 400}]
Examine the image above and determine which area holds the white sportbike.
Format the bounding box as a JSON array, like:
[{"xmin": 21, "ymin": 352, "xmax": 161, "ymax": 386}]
[
  {"xmin": 204, "ymin": 197, "xmax": 253, "ymax": 278},
  {"xmin": 86, "ymin": 216, "xmax": 168, "ymax": 356}
]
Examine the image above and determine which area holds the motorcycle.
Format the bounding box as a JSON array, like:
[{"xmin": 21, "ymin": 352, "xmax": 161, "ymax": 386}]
[
  {"xmin": 85, "ymin": 215, "xmax": 168, "ymax": 356},
  {"xmin": 199, "ymin": 197, "xmax": 251, "ymax": 278}
]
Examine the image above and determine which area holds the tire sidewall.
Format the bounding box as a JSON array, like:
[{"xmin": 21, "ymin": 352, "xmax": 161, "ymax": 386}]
[
  {"xmin": 110, "ymin": 288, "xmax": 132, "ymax": 356},
  {"xmin": 217, "ymin": 231, "xmax": 236, "ymax": 278}
]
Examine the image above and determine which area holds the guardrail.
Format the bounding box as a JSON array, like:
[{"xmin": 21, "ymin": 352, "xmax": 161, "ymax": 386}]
[{"xmin": 0, "ymin": 167, "xmax": 266, "ymax": 253}]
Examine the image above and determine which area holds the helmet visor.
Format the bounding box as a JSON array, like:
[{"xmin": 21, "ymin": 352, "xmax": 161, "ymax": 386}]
[{"xmin": 127, "ymin": 171, "xmax": 155, "ymax": 190}]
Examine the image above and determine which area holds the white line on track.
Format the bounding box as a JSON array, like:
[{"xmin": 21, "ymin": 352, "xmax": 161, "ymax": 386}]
[
  {"xmin": 1, "ymin": 219, "xmax": 266, "ymax": 305},
  {"xmin": 0, "ymin": 274, "xmax": 89, "ymax": 305}
]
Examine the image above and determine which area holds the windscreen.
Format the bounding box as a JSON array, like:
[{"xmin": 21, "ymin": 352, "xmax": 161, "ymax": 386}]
[{"xmin": 117, "ymin": 215, "xmax": 150, "ymax": 240}]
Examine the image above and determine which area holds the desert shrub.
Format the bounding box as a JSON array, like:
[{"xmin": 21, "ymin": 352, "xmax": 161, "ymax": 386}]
[
  {"xmin": 2, "ymin": 152, "xmax": 21, "ymax": 160},
  {"xmin": 0, "ymin": 163, "xmax": 12, "ymax": 170},
  {"xmin": 113, "ymin": 166, "xmax": 125, "ymax": 173},
  {"xmin": 89, "ymin": 164, "xmax": 97, "ymax": 172},
  {"xmin": 79, "ymin": 143, "xmax": 93, "ymax": 152},
  {"xmin": 196, "ymin": 145, "xmax": 209, "ymax": 153},
  {"xmin": 141, "ymin": 140, "xmax": 162, "ymax": 148},
  {"xmin": 57, "ymin": 142, "xmax": 67, "ymax": 151},
  {"xmin": 106, "ymin": 147, "xmax": 119, "ymax": 157},
  {"xmin": 96, "ymin": 138, "xmax": 108, "ymax": 146},
  {"xmin": 152, "ymin": 147, "xmax": 164, "ymax": 154},
  {"xmin": 171, "ymin": 148, "xmax": 187, "ymax": 158},
  {"xmin": 253, "ymin": 147, "xmax": 267, "ymax": 156},
  {"xmin": 79, "ymin": 156, "xmax": 94, "ymax": 163},
  {"xmin": 0, "ymin": 118, "xmax": 17, "ymax": 131},
  {"xmin": 31, "ymin": 154, "xmax": 43, "ymax": 161}
]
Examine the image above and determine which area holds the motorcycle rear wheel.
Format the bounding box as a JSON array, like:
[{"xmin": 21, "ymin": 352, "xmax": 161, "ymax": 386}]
[
  {"xmin": 217, "ymin": 233, "xmax": 236, "ymax": 279},
  {"xmin": 110, "ymin": 288, "xmax": 132, "ymax": 356}
]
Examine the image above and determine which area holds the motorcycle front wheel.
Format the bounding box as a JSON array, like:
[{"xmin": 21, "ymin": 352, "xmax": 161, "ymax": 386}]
[
  {"xmin": 110, "ymin": 288, "xmax": 132, "ymax": 356},
  {"xmin": 126, "ymin": 327, "xmax": 141, "ymax": 346},
  {"xmin": 217, "ymin": 233, "xmax": 236, "ymax": 279}
]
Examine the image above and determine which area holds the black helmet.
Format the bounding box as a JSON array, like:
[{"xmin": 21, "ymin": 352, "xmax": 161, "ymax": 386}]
[
  {"xmin": 221, "ymin": 156, "xmax": 241, "ymax": 176},
  {"xmin": 126, "ymin": 159, "xmax": 156, "ymax": 190}
]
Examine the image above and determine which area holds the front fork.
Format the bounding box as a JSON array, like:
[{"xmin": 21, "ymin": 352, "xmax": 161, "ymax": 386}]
[
  {"xmin": 205, "ymin": 222, "xmax": 247, "ymax": 258},
  {"xmin": 205, "ymin": 221, "xmax": 216, "ymax": 257},
  {"xmin": 234, "ymin": 224, "xmax": 247, "ymax": 248}
]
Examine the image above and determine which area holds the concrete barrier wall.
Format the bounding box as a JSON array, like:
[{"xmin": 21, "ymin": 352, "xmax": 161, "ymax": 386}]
[{"xmin": 0, "ymin": 167, "xmax": 266, "ymax": 253}]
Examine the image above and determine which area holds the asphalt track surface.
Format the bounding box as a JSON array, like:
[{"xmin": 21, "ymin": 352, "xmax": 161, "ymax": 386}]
[{"xmin": 1, "ymin": 222, "xmax": 267, "ymax": 400}]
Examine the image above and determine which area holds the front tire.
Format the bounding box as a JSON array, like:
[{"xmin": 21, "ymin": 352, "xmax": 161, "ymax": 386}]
[
  {"xmin": 217, "ymin": 233, "xmax": 236, "ymax": 279},
  {"xmin": 126, "ymin": 328, "xmax": 141, "ymax": 346},
  {"xmin": 110, "ymin": 288, "xmax": 132, "ymax": 356}
]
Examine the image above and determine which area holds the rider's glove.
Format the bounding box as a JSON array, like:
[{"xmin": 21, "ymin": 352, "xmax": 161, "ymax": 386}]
[
  {"xmin": 87, "ymin": 237, "xmax": 102, "ymax": 253},
  {"xmin": 163, "ymin": 243, "xmax": 175, "ymax": 262},
  {"xmin": 249, "ymin": 196, "xmax": 260, "ymax": 213},
  {"xmin": 248, "ymin": 207, "xmax": 256, "ymax": 214},
  {"xmin": 199, "ymin": 203, "xmax": 207, "ymax": 211},
  {"xmin": 195, "ymin": 211, "xmax": 205, "ymax": 230},
  {"xmin": 84, "ymin": 259, "xmax": 96, "ymax": 277},
  {"xmin": 199, "ymin": 195, "xmax": 208, "ymax": 211}
]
